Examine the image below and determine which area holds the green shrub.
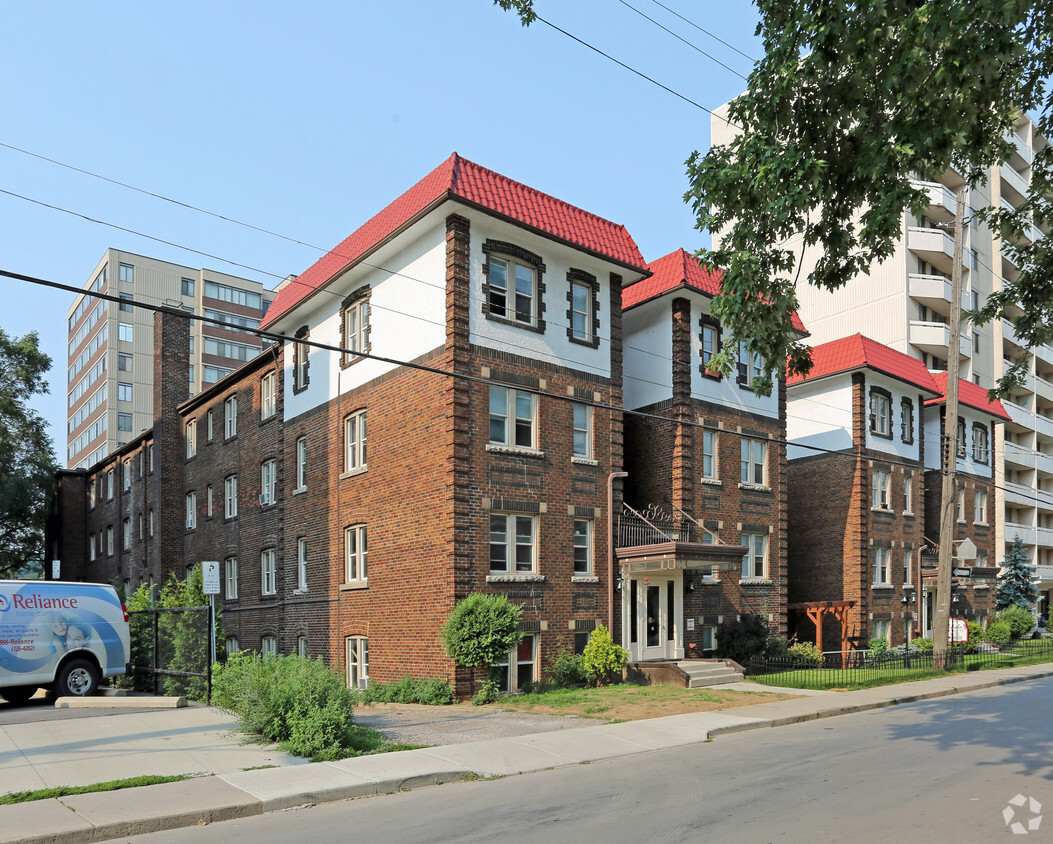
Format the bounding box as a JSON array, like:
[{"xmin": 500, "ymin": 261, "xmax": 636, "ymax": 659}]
[
  {"xmin": 964, "ymin": 621, "xmax": 983, "ymax": 654},
  {"xmin": 868, "ymin": 637, "xmax": 889, "ymax": 657},
  {"xmin": 212, "ymin": 653, "xmax": 355, "ymax": 761},
  {"xmin": 582, "ymin": 624, "xmax": 628, "ymax": 686},
  {"xmin": 356, "ymin": 676, "xmax": 453, "ymax": 706},
  {"xmin": 997, "ymin": 605, "xmax": 1035, "ymax": 640},
  {"xmin": 715, "ymin": 613, "xmax": 769, "ymax": 665},
  {"xmin": 911, "ymin": 637, "xmax": 934, "ymax": 653},
  {"xmin": 765, "ymin": 636, "xmax": 790, "ymax": 659},
  {"xmin": 549, "ymin": 645, "xmax": 586, "ymax": 688},
  {"xmin": 787, "ymin": 638, "xmax": 822, "ymax": 666},
  {"xmin": 984, "ymin": 620, "xmax": 1013, "ymax": 647},
  {"xmin": 471, "ymin": 678, "xmax": 500, "ymax": 706}
]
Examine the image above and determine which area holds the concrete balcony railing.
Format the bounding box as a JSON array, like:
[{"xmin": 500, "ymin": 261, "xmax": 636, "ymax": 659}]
[
  {"xmin": 907, "ymin": 227, "xmax": 975, "ymax": 277},
  {"xmin": 909, "ymin": 320, "xmax": 971, "ymax": 359},
  {"xmin": 1006, "ymin": 520, "xmax": 1038, "ymax": 545},
  {"xmin": 1037, "ymin": 375, "xmax": 1053, "ymax": 404},
  {"xmin": 908, "ymin": 274, "xmax": 970, "ymax": 315},
  {"xmin": 1036, "ymin": 564, "xmax": 1053, "ymax": 582},
  {"xmin": 1033, "ymin": 342, "xmax": 1053, "ymax": 369},
  {"xmin": 1005, "ymin": 440, "xmax": 1036, "ymax": 470},
  {"xmin": 1011, "ymin": 131, "xmax": 1034, "ymax": 169},
  {"xmin": 1036, "ymin": 527, "xmax": 1053, "ymax": 548},
  {"xmin": 911, "ymin": 179, "xmax": 958, "ymax": 223},
  {"xmin": 1036, "ymin": 450, "xmax": 1053, "ymax": 477},
  {"xmin": 1001, "ymin": 161, "xmax": 1029, "ymax": 205},
  {"xmin": 1003, "ymin": 318, "xmax": 1021, "ymax": 348}
]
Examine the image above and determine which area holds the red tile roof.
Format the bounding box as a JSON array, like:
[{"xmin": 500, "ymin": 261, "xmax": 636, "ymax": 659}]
[
  {"xmin": 787, "ymin": 333, "xmax": 939, "ymax": 394},
  {"xmin": 262, "ymin": 153, "xmax": 647, "ymax": 328},
  {"xmin": 623, "ymin": 249, "xmax": 807, "ymax": 333},
  {"xmin": 926, "ymin": 372, "xmax": 1011, "ymax": 420}
]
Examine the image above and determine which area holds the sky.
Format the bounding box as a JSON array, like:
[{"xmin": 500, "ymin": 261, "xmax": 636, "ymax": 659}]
[{"xmin": 1, "ymin": 1, "xmax": 762, "ymax": 454}]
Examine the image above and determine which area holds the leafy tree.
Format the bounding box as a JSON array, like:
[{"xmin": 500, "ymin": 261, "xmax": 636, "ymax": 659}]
[
  {"xmin": 498, "ymin": 1, "xmax": 1053, "ymax": 397},
  {"xmin": 155, "ymin": 567, "xmax": 222, "ymax": 701},
  {"xmin": 0, "ymin": 328, "xmax": 57, "ymax": 577},
  {"xmin": 996, "ymin": 536, "xmax": 1039, "ymax": 611},
  {"xmin": 715, "ymin": 612, "xmax": 770, "ymax": 665},
  {"xmin": 440, "ymin": 593, "xmax": 522, "ymax": 691}
]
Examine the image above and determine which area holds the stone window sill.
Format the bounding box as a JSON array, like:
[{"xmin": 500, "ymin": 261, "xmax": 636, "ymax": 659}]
[
  {"xmin": 738, "ymin": 483, "xmax": 771, "ymax": 493},
  {"xmin": 571, "ymin": 456, "xmax": 598, "ymax": 466},
  {"xmin": 339, "ymin": 466, "xmax": 368, "ymax": 480},
  {"xmin": 340, "ymin": 580, "xmax": 369, "ymax": 591},
  {"xmin": 700, "ymin": 477, "xmax": 722, "ymax": 487},
  {"xmin": 871, "ymin": 506, "xmax": 892, "ymax": 514},
  {"xmin": 740, "ymin": 578, "xmax": 772, "ymax": 586},
  {"xmin": 871, "ymin": 584, "xmax": 894, "ymax": 590},
  {"xmin": 487, "ymin": 573, "xmax": 546, "ymax": 583},
  {"xmin": 486, "ymin": 444, "xmax": 546, "ymax": 459},
  {"xmin": 293, "ymin": 486, "xmax": 307, "ymax": 496},
  {"xmin": 571, "ymin": 575, "xmax": 599, "ymax": 584}
]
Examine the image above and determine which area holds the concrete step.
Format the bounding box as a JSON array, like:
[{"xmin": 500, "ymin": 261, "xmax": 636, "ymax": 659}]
[{"xmin": 677, "ymin": 662, "xmax": 744, "ymax": 688}]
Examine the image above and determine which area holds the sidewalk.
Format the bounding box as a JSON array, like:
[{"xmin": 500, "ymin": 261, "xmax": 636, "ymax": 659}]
[{"xmin": 3, "ymin": 663, "xmax": 1052, "ymax": 844}]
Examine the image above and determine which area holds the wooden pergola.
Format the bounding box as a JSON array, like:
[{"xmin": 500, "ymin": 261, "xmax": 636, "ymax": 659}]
[{"xmin": 787, "ymin": 601, "xmax": 855, "ymax": 653}]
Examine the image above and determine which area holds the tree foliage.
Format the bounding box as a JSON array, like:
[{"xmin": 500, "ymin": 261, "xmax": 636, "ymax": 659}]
[
  {"xmin": 440, "ymin": 592, "xmax": 523, "ymax": 670},
  {"xmin": 996, "ymin": 535, "xmax": 1039, "ymax": 611},
  {"xmin": 581, "ymin": 624, "xmax": 628, "ymax": 686},
  {"xmin": 0, "ymin": 328, "xmax": 58, "ymax": 577}
]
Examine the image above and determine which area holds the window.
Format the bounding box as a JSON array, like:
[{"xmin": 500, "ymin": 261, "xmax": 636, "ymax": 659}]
[
  {"xmin": 88, "ymin": 479, "xmax": 97, "ymax": 508},
  {"xmin": 490, "ymin": 513, "xmax": 536, "ymax": 573},
  {"xmin": 736, "ymin": 342, "xmax": 763, "ymax": 386},
  {"xmin": 224, "ymin": 396, "xmax": 238, "ymax": 439},
  {"xmin": 261, "ymin": 372, "xmax": 276, "ymax": 420},
  {"xmin": 88, "ymin": 534, "xmax": 96, "ymax": 562},
  {"xmin": 118, "ymin": 323, "xmax": 133, "ymax": 342},
  {"xmin": 741, "ymin": 533, "xmax": 768, "ymax": 579},
  {"xmin": 118, "ymin": 413, "xmax": 133, "ymax": 432},
  {"xmin": 181, "ymin": 277, "xmax": 195, "ymax": 297},
  {"xmin": 973, "ymin": 424, "xmax": 989, "ymax": 463},
  {"xmin": 293, "ymin": 327, "xmax": 310, "ymax": 392},
  {"xmin": 148, "ymin": 444, "xmax": 154, "ymax": 472},
  {"xmin": 975, "ymin": 488, "xmax": 988, "ymax": 524},
  {"xmin": 872, "ymin": 547, "xmax": 890, "ymax": 584},
  {"xmin": 342, "ymin": 296, "xmax": 370, "ymax": 364},
  {"xmin": 740, "ymin": 438, "xmax": 767, "ymax": 487},
  {"xmin": 185, "ymin": 492, "xmax": 197, "ymax": 530},
  {"xmin": 345, "ymin": 524, "xmax": 368, "ymax": 582},
  {"xmin": 203, "ymin": 365, "xmax": 233, "ymax": 384},
  {"xmin": 494, "ymin": 634, "xmax": 537, "ymax": 694},
  {"xmin": 903, "ymin": 473, "xmax": 913, "ymax": 513},
  {"xmin": 261, "ymin": 549, "xmax": 277, "ymax": 596},
  {"xmin": 295, "ymin": 437, "xmax": 307, "ymax": 490},
  {"xmin": 872, "ymin": 469, "xmax": 891, "ymax": 509},
  {"xmin": 572, "ymin": 403, "xmax": 592, "ymax": 459},
  {"xmin": 206, "ymin": 410, "xmax": 213, "ymax": 442},
  {"xmin": 567, "ymin": 270, "xmax": 598, "ymax": 345},
  {"xmin": 206, "ymin": 485, "xmax": 213, "ymax": 518},
  {"xmin": 224, "ymin": 556, "xmax": 238, "ymax": 599},
  {"xmin": 119, "ymin": 293, "xmax": 134, "ymax": 312},
  {"xmin": 106, "ymin": 526, "xmax": 114, "ymax": 556},
  {"xmin": 702, "ymin": 430, "xmax": 717, "ymax": 480},
  {"xmin": 204, "ymin": 280, "xmax": 262, "ymax": 310},
  {"xmin": 700, "ymin": 316, "xmax": 721, "ymax": 377},
  {"xmin": 148, "ymin": 509, "xmax": 154, "ymax": 537},
  {"xmin": 700, "ymin": 625, "xmax": 717, "ymax": 652},
  {"xmin": 344, "ymin": 411, "xmax": 368, "ymax": 472},
  {"xmin": 956, "ymin": 418, "xmax": 967, "ymax": 459},
  {"xmin": 483, "ymin": 242, "xmax": 543, "ymax": 328},
  {"xmin": 118, "ymin": 263, "xmax": 134, "ymax": 283},
  {"xmin": 870, "ymin": 389, "xmax": 892, "ymax": 438},
  {"xmin": 260, "ymin": 459, "xmax": 277, "ymax": 506},
  {"xmin": 901, "ymin": 399, "xmax": 914, "ymax": 444},
  {"xmin": 958, "ymin": 488, "xmax": 966, "ymax": 521},
  {"xmin": 106, "ymin": 470, "xmax": 114, "ymax": 499},
  {"xmin": 346, "ymin": 636, "xmax": 369, "ymax": 689},
  {"xmin": 489, "ymin": 386, "xmax": 536, "ymax": 448},
  {"xmin": 226, "ymin": 636, "xmax": 239, "ymax": 655},
  {"xmin": 224, "ymin": 475, "xmax": 238, "ymax": 519},
  {"xmin": 122, "ymin": 518, "xmax": 131, "ymax": 551},
  {"xmin": 118, "ymin": 353, "xmax": 133, "ymax": 372},
  {"xmin": 122, "ymin": 460, "xmax": 131, "ymax": 491},
  {"xmin": 904, "ymin": 549, "xmax": 913, "ymax": 585},
  {"xmin": 873, "ymin": 619, "xmax": 891, "ymax": 643},
  {"xmin": 261, "ymin": 636, "xmax": 277, "ymax": 657},
  {"xmin": 186, "ymin": 420, "xmax": 197, "ymax": 458},
  {"xmin": 573, "ymin": 519, "xmax": 592, "ymax": 575},
  {"xmin": 297, "ymin": 537, "xmax": 308, "ymax": 591}
]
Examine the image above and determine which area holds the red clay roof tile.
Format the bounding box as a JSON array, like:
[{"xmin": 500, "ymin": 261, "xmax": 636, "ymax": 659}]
[
  {"xmin": 787, "ymin": 333, "xmax": 940, "ymax": 394},
  {"xmin": 926, "ymin": 371, "xmax": 1011, "ymax": 420}
]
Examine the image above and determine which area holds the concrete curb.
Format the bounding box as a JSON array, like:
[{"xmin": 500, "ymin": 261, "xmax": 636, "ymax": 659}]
[
  {"xmin": 4, "ymin": 664, "xmax": 1052, "ymax": 844},
  {"xmin": 54, "ymin": 695, "xmax": 188, "ymax": 710}
]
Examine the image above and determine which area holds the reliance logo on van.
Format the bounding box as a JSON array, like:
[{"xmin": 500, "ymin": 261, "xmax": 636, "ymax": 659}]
[
  {"xmin": 11, "ymin": 594, "xmax": 78, "ymax": 610},
  {"xmin": 0, "ymin": 595, "xmax": 8, "ymax": 611}
]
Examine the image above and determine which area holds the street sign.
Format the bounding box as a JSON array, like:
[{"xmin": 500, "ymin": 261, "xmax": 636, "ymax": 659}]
[
  {"xmin": 950, "ymin": 617, "xmax": 969, "ymax": 642},
  {"xmin": 952, "ymin": 566, "xmax": 972, "ymax": 578},
  {"xmin": 201, "ymin": 561, "xmax": 221, "ymax": 595}
]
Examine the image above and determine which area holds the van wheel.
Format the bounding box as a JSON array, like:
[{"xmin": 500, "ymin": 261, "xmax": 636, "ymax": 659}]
[
  {"xmin": 55, "ymin": 659, "xmax": 99, "ymax": 697},
  {"xmin": 0, "ymin": 685, "xmax": 37, "ymax": 704}
]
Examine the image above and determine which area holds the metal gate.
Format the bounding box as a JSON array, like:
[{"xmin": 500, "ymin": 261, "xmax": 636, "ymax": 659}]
[{"xmin": 126, "ymin": 606, "xmax": 212, "ymax": 702}]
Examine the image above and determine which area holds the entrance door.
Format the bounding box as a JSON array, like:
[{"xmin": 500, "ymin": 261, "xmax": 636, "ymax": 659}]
[
  {"xmin": 922, "ymin": 589, "xmax": 935, "ymax": 638},
  {"xmin": 640, "ymin": 577, "xmax": 676, "ymax": 660}
]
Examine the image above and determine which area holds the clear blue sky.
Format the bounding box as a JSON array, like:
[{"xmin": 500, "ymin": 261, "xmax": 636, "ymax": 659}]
[{"xmin": 1, "ymin": 1, "xmax": 762, "ymax": 452}]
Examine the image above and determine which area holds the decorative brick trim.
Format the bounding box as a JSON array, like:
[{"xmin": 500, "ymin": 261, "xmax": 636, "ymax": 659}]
[
  {"xmin": 481, "ymin": 239, "xmax": 547, "ymax": 333},
  {"xmin": 566, "ymin": 268, "xmax": 600, "ymax": 348}
]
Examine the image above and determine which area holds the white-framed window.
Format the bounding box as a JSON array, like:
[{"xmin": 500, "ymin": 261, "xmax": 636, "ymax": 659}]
[
  {"xmin": 106, "ymin": 525, "xmax": 114, "ymax": 556},
  {"xmin": 225, "ymin": 636, "xmax": 239, "ymax": 655},
  {"xmin": 261, "ymin": 372, "xmax": 277, "ymax": 420},
  {"xmin": 573, "ymin": 519, "xmax": 592, "ymax": 575},
  {"xmin": 490, "ymin": 386, "xmax": 536, "ymax": 448},
  {"xmin": 904, "ymin": 549, "xmax": 912, "ymax": 585},
  {"xmin": 872, "ymin": 619, "xmax": 891, "ymax": 643},
  {"xmin": 293, "ymin": 330, "xmax": 310, "ymax": 391},
  {"xmin": 182, "ymin": 277, "xmax": 195, "ymax": 297},
  {"xmin": 702, "ymin": 429, "xmax": 717, "ymax": 480},
  {"xmin": 346, "ymin": 636, "xmax": 369, "ymax": 689},
  {"xmin": 343, "ymin": 299, "xmax": 370, "ymax": 358},
  {"xmin": 344, "ymin": 410, "xmax": 367, "ymax": 472},
  {"xmin": 903, "ymin": 473, "xmax": 913, "ymax": 513},
  {"xmin": 872, "ymin": 547, "xmax": 890, "ymax": 584},
  {"xmin": 740, "ymin": 438, "xmax": 767, "ymax": 486},
  {"xmin": 741, "ymin": 532, "xmax": 768, "ymax": 579},
  {"xmin": 487, "ymin": 254, "xmax": 538, "ymax": 326},
  {"xmin": 118, "ymin": 412, "xmax": 133, "ymax": 432},
  {"xmin": 260, "ymin": 459, "xmax": 277, "ymax": 506},
  {"xmin": 106, "ymin": 469, "xmax": 114, "ymax": 499},
  {"xmin": 973, "ymin": 424, "xmax": 989, "ymax": 463},
  {"xmin": 975, "ymin": 488, "xmax": 988, "ymax": 523},
  {"xmin": 872, "ymin": 469, "xmax": 891, "ymax": 509},
  {"xmin": 870, "ymin": 389, "xmax": 892, "ymax": 437},
  {"xmin": 118, "ymin": 323, "xmax": 133, "ymax": 342},
  {"xmin": 88, "ymin": 534, "xmax": 96, "ymax": 562},
  {"xmin": 122, "ymin": 518, "xmax": 131, "ymax": 550},
  {"xmin": 261, "ymin": 636, "xmax": 277, "ymax": 657},
  {"xmin": 186, "ymin": 420, "xmax": 197, "ymax": 459},
  {"xmin": 148, "ymin": 508, "xmax": 154, "ymax": 537},
  {"xmin": 901, "ymin": 399, "xmax": 915, "ymax": 444},
  {"xmin": 261, "ymin": 548, "xmax": 277, "ymax": 596},
  {"xmin": 119, "ymin": 262, "xmax": 134, "ymax": 283},
  {"xmin": 494, "ymin": 634, "xmax": 537, "ymax": 694},
  {"xmin": 224, "ymin": 556, "xmax": 238, "ymax": 599},
  {"xmin": 117, "ymin": 382, "xmax": 133, "ymax": 402},
  {"xmin": 225, "ymin": 396, "xmax": 238, "ymax": 439},
  {"xmin": 700, "ymin": 318, "xmax": 721, "ymax": 375},
  {"xmin": 958, "ymin": 487, "xmax": 966, "ymax": 521},
  {"xmin": 224, "ymin": 475, "xmax": 238, "ymax": 519},
  {"xmin": 298, "ymin": 637, "xmax": 309, "ymax": 658},
  {"xmin": 206, "ymin": 484, "xmax": 213, "ymax": 518},
  {"xmin": 572, "ymin": 403, "xmax": 592, "ymax": 459},
  {"xmin": 185, "ymin": 492, "xmax": 197, "ymax": 530},
  {"xmin": 569, "ymin": 279, "xmax": 594, "ymax": 343},
  {"xmin": 295, "ymin": 437, "xmax": 307, "ymax": 490},
  {"xmin": 490, "ymin": 513, "xmax": 537, "ymax": 573},
  {"xmin": 736, "ymin": 341, "xmax": 763, "ymax": 385},
  {"xmin": 122, "ymin": 459, "xmax": 132, "ymax": 491},
  {"xmin": 206, "ymin": 410, "xmax": 213, "ymax": 442},
  {"xmin": 345, "ymin": 524, "xmax": 367, "ymax": 582},
  {"xmin": 957, "ymin": 418, "xmax": 967, "ymax": 459},
  {"xmin": 118, "ymin": 352, "xmax": 133, "ymax": 372},
  {"xmin": 297, "ymin": 537, "xmax": 308, "ymax": 591},
  {"xmin": 88, "ymin": 478, "xmax": 97, "ymax": 509},
  {"xmin": 700, "ymin": 625, "xmax": 717, "ymax": 652}
]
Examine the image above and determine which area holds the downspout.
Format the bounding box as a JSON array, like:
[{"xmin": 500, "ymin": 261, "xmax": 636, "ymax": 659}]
[{"xmin": 608, "ymin": 472, "xmax": 628, "ymax": 637}]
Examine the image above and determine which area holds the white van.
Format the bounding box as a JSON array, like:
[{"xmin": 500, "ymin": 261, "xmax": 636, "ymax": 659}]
[{"xmin": 0, "ymin": 580, "xmax": 131, "ymax": 702}]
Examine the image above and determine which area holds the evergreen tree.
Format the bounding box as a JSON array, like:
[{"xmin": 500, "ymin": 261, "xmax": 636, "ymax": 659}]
[{"xmin": 996, "ymin": 536, "xmax": 1038, "ymax": 611}]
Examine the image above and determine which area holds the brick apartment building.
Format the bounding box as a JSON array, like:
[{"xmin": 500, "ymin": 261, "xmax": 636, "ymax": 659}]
[{"xmin": 786, "ymin": 334, "xmax": 1008, "ymax": 649}]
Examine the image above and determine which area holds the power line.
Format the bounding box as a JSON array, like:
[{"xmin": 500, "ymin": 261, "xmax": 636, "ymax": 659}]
[{"xmin": 646, "ymin": 0, "xmax": 757, "ymax": 63}]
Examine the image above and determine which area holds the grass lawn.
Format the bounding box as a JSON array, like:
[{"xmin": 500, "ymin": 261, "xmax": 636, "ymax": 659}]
[{"xmin": 485, "ymin": 683, "xmax": 800, "ymax": 721}]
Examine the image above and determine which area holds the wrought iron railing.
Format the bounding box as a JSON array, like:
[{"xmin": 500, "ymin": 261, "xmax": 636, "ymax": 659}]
[{"xmin": 618, "ymin": 503, "xmax": 700, "ymax": 547}]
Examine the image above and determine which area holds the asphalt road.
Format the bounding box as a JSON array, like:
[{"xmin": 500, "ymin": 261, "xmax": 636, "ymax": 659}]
[{"xmin": 136, "ymin": 677, "xmax": 1053, "ymax": 843}]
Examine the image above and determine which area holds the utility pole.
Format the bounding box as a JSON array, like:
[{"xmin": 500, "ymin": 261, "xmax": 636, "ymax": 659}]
[{"xmin": 932, "ymin": 186, "xmax": 967, "ymax": 670}]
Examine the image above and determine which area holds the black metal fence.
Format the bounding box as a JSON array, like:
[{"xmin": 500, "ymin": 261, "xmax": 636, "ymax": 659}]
[
  {"xmin": 121, "ymin": 606, "xmax": 213, "ymax": 702},
  {"xmin": 749, "ymin": 638, "xmax": 1053, "ymax": 689}
]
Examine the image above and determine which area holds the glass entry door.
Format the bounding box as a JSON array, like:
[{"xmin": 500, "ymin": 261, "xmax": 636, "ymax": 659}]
[{"xmin": 640, "ymin": 577, "xmax": 676, "ymax": 660}]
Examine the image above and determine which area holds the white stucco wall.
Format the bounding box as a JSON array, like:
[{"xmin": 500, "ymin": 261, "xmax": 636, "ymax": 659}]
[
  {"xmin": 622, "ymin": 299, "xmax": 673, "ymax": 409},
  {"xmin": 923, "ymin": 404, "xmax": 996, "ymax": 478},
  {"xmin": 786, "ymin": 378, "xmax": 854, "ymax": 460}
]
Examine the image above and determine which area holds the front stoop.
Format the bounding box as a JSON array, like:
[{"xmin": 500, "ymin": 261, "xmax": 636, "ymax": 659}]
[
  {"xmin": 677, "ymin": 661, "xmax": 744, "ymax": 688},
  {"xmin": 625, "ymin": 660, "xmax": 744, "ymax": 688}
]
